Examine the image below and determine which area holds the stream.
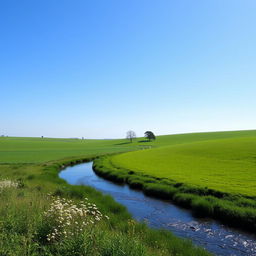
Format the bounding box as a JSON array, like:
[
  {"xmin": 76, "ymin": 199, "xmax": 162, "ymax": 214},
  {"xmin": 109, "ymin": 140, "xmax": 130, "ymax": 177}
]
[{"xmin": 59, "ymin": 162, "xmax": 256, "ymax": 256}]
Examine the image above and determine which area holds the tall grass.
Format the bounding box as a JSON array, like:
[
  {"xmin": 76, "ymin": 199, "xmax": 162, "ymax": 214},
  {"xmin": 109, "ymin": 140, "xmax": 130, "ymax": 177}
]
[{"xmin": 0, "ymin": 157, "xmax": 211, "ymax": 256}]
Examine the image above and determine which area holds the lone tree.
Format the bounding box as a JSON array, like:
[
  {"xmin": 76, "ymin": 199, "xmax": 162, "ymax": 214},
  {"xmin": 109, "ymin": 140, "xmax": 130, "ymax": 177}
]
[
  {"xmin": 126, "ymin": 130, "xmax": 136, "ymax": 142},
  {"xmin": 144, "ymin": 131, "xmax": 156, "ymax": 141}
]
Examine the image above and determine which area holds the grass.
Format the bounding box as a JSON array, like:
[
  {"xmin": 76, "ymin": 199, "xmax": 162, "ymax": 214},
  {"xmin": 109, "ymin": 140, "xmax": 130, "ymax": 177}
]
[
  {"xmin": 94, "ymin": 155, "xmax": 256, "ymax": 231},
  {"xmin": 0, "ymin": 136, "xmax": 143, "ymax": 163},
  {"xmin": 2, "ymin": 129, "xmax": 256, "ymax": 163},
  {"xmin": 1, "ymin": 130, "xmax": 256, "ymax": 254},
  {"xmin": 0, "ymin": 135, "xmax": 213, "ymax": 256},
  {"xmin": 92, "ymin": 130, "xmax": 256, "ymax": 231},
  {"xmin": 111, "ymin": 134, "xmax": 256, "ymax": 197}
]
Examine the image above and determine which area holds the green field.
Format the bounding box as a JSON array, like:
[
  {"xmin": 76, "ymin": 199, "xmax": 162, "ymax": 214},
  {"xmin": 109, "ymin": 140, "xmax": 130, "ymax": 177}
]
[
  {"xmin": 111, "ymin": 134, "xmax": 256, "ymax": 197},
  {"xmin": 1, "ymin": 131, "xmax": 256, "ymax": 197},
  {"xmin": 2, "ymin": 129, "xmax": 256, "ymax": 163},
  {"xmin": 1, "ymin": 130, "xmax": 256, "ymax": 255},
  {"xmin": 0, "ymin": 135, "xmax": 210, "ymax": 256},
  {"xmin": 0, "ymin": 137, "xmax": 143, "ymax": 163},
  {"xmin": 88, "ymin": 130, "xmax": 256, "ymax": 232},
  {"xmin": 1, "ymin": 130, "xmax": 256, "ymax": 197}
]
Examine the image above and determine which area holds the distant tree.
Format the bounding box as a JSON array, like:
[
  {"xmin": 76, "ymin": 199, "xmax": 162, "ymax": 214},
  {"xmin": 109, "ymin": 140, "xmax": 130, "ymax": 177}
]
[
  {"xmin": 126, "ymin": 130, "xmax": 136, "ymax": 142},
  {"xmin": 144, "ymin": 131, "xmax": 156, "ymax": 141}
]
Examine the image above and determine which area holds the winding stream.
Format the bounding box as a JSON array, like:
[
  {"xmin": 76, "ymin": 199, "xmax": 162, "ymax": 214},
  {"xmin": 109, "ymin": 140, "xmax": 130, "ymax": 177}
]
[{"xmin": 59, "ymin": 162, "xmax": 256, "ymax": 256}]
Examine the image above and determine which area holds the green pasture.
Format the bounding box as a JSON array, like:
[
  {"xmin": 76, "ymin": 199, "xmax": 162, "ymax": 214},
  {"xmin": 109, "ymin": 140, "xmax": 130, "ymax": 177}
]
[
  {"xmin": 0, "ymin": 135, "xmax": 212, "ymax": 255},
  {"xmin": 1, "ymin": 129, "xmax": 256, "ymax": 164},
  {"xmin": 0, "ymin": 137, "xmax": 142, "ymax": 163},
  {"xmin": 111, "ymin": 132, "xmax": 256, "ymax": 197},
  {"xmin": 0, "ymin": 130, "xmax": 255, "ymax": 254}
]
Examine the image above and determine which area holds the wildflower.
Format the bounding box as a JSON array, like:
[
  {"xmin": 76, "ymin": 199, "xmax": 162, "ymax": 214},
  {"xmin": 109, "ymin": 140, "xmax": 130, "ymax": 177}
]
[
  {"xmin": 44, "ymin": 196, "xmax": 108, "ymax": 243},
  {"xmin": 0, "ymin": 179, "xmax": 19, "ymax": 190}
]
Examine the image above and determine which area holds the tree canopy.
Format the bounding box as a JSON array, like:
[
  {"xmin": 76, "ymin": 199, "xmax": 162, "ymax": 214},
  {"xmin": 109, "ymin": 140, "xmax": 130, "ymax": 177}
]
[{"xmin": 144, "ymin": 131, "xmax": 156, "ymax": 141}]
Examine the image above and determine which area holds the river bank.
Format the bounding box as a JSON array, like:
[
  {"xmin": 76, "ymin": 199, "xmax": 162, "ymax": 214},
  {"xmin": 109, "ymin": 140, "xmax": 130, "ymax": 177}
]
[
  {"xmin": 60, "ymin": 160, "xmax": 256, "ymax": 256},
  {"xmin": 93, "ymin": 155, "xmax": 256, "ymax": 233},
  {"xmin": 0, "ymin": 155, "xmax": 210, "ymax": 256}
]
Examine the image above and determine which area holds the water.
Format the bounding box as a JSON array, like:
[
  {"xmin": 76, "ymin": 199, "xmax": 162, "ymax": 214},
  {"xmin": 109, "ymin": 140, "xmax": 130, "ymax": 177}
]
[{"xmin": 59, "ymin": 162, "xmax": 256, "ymax": 256}]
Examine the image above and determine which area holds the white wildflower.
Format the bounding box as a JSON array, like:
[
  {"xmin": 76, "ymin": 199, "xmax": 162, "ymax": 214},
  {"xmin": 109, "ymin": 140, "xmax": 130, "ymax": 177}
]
[{"xmin": 44, "ymin": 196, "xmax": 108, "ymax": 242}]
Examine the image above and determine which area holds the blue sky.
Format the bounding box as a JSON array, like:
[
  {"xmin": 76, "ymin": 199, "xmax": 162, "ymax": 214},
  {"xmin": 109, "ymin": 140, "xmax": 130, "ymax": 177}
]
[{"xmin": 1, "ymin": 0, "xmax": 256, "ymax": 138}]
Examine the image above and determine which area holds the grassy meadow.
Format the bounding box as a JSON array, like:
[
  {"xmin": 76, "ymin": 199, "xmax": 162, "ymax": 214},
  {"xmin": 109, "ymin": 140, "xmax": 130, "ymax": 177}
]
[
  {"xmin": 0, "ymin": 136, "xmax": 144, "ymax": 163},
  {"xmin": 92, "ymin": 130, "xmax": 256, "ymax": 231},
  {"xmin": 0, "ymin": 135, "xmax": 211, "ymax": 256},
  {"xmin": 2, "ymin": 129, "xmax": 256, "ymax": 163},
  {"xmin": 0, "ymin": 130, "xmax": 255, "ymax": 255},
  {"xmin": 111, "ymin": 136, "xmax": 256, "ymax": 196}
]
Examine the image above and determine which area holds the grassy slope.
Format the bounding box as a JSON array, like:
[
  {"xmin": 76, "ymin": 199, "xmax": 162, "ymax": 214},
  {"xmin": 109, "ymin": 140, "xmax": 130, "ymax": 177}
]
[
  {"xmin": 111, "ymin": 130, "xmax": 256, "ymax": 197},
  {"xmin": 144, "ymin": 129, "xmax": 256, "ymax": 146}
]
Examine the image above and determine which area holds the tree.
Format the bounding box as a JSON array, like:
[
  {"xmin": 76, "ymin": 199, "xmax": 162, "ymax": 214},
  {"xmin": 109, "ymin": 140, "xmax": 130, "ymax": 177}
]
[
  {"xmin": 126, "ymin": 130, "xmax": 136, "ymax": 142},
  {"xmin": 144, "ymin": 131, "xmax": 156, "ymax": 141}
]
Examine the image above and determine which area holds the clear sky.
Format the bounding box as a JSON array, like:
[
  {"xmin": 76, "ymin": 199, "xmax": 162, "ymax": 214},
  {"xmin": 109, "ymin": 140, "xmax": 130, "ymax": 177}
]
[{"xmin": 1, "ymin": 0, "xmax": 256, "ymax": 139}]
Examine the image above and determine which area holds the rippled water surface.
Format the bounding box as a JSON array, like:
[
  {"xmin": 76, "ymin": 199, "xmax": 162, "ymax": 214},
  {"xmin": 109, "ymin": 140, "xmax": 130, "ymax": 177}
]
[{"xmin": 59, "ymin": 162, "xmax": 256, "ymax": 256}]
